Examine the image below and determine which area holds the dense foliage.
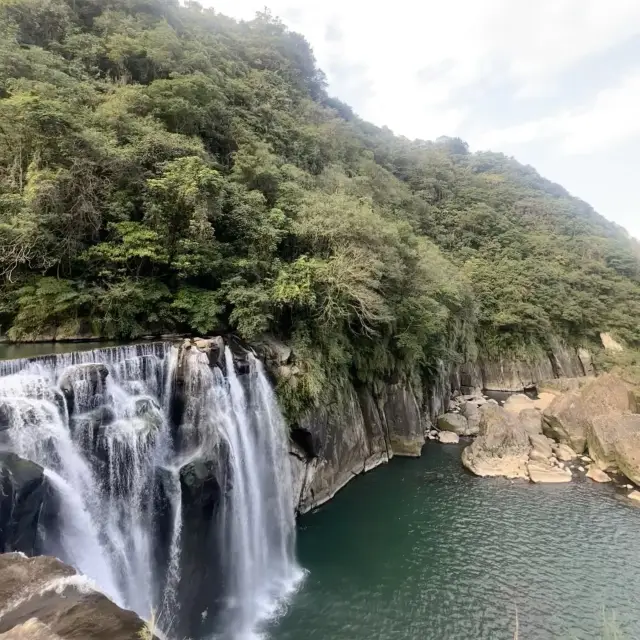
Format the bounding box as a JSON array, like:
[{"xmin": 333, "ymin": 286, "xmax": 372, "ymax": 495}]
[{"xmin": 0, "ymin": 0, "xmax": 639, "ymax": 412}]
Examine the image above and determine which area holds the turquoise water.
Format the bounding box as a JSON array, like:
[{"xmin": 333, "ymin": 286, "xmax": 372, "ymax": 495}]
[{"xmin": 271, "ymin": 443, "xmax": 640, "ymax": 640}]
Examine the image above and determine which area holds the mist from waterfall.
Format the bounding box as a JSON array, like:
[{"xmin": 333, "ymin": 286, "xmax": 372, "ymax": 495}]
[{"xmin": 0, "ymin": 342, "xmax": 302, "ymax": 639}]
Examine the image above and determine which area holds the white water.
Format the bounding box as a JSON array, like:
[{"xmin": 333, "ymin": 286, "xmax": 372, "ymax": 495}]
[{"xmin": 0, "ymin": 341, "xmax": 302, "ymax": 639}]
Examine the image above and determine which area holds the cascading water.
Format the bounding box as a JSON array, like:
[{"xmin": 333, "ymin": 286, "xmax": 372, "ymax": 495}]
[{"xmin": 0, "ymin": 340, "xmax": 302, "ymax": 639}]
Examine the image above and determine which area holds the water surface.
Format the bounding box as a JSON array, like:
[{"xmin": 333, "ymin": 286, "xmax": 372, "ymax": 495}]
[{"xmin": 272, "ymin": 443, "xmax": 640, "ymax": 640}]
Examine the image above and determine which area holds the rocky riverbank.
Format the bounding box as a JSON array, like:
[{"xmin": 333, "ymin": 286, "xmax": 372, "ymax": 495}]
[
  {"xmin": 451, "ymin": 372, "xmax": 640, "ymax": 497},
  {"xmin": 252, "ymin": 335, "xmax": 595, "ymax": 513}
]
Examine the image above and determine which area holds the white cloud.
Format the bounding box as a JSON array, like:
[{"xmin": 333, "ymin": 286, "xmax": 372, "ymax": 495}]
[
  {"xmin": 211, "ymin": 0, "xmax": 640, "ymax": 136},
  {"xmin": 475, "ymin": 71, "xmax": 640, "ymax": 154},
  {"xmin": 209, "ymin": 0, "xmax": 640, "ymax": 236}
]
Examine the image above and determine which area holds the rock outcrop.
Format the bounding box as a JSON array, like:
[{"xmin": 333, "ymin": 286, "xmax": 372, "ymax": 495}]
[
  {"xmin": 543, "ymin": 374, "xmax": 635, "ymax": 453},
  {"xmin": 478, "ymin": 342, "xmax": 588, "ymax": 392},
  {"xmin": 461, "ymin": 404, "xmax": 530, "ymax": 478},
  {"xmin": 586, "ymin": 465, "xmax": 611, "ymax": 483},
  {"xmin": 554, "ymin": 443, "xmax": 578, "ymax": 462},
  {"xmin": 290, "ymin": 372, "xmax": 443, "ymax": 513},
  {"xmin": 0, "ymin": 453, "xmax": 48, "ymax": 555},
  {"xmin": 0, "ymin": 553, "xmax": 152, "ymax": 639}
]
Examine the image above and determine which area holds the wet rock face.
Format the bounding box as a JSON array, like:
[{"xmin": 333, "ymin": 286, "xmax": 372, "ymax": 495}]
[
  {"xmin": 0, "ymin": 553, "xmax": 151, "ymax": 640},
  {"xmin": 0, "ymin": 452, "xmax": 47, "ymax": 555},
  {"xmin": 176, "ymin": 446, "xmax": 231, "ymax": 640},
  {"xmin": 478, "ymin": 344, "xmax": 588, "ymax": 392},
  {"xmin": 58, "ymin": 363, "xmax": 109, "ymax": 415}
]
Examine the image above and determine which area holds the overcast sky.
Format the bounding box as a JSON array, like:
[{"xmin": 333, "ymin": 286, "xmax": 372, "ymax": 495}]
[{"xmin": 212, "ymin": 0, "xmax": 640, "ymax": 238}]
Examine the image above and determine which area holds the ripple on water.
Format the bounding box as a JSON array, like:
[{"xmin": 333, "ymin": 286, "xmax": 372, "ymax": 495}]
[{"xmin": 269, "ymin": 443, "xmax": 640, "ymax": 640}]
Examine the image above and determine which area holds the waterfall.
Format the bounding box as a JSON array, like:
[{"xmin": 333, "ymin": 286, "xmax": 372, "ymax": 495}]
[
  {"xmin": 0, "ymin": 340, "xmax": 302, "ymax": 639},
  {"xmin": 219, "ymin": 348, "xmax": 303, "ymax": 638}
]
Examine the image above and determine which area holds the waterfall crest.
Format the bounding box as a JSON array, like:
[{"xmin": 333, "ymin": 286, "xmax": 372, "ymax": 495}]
[{"xmin": 0, "ymin": 340, "xmax": 302, "ymax": 639}]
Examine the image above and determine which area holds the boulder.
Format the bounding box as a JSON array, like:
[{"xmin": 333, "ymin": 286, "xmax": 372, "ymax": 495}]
[
  {"xmin": 504, "ymin": 394, "xmax": 535, "ymax": 414},
  {"xmin": 461, "ymin": 401, "xmax": 481, "ymax": 434},
  {"xmin": 529, "ymin": 433, "xmax": 555, "ymax": 459},
  {"xmin": 0, "ymin": 452, "xmax": 47, "ymax": 555},
  {"xmin": 192, "ymin": 336, "xmax": 225, "ymax": 369},
  {"xmin": 461, "ymin": 404, "xmax": 530, "ymax": 479},
  {"xmin": 519, "ymin": 408, "xmax": 543, "ymax": 436},
  {"xmin": 554, "ymin": 443, "xmax": 578, "ymax": 462},
  {"xmin": 0, "ymin": 554, "xmax": 152, "ymax": 640},
  {"xmin": 543, "ymin": 374, "xmax": 634, "ymax": 453},
  {"xmin": 0, "ymin": 619, "xmax": 63, "ymax": 639},
  {"xmin": 529, "ymin": 449, "xmax": 552, "ymax": 464},
  {"xmin": 586, "ymin": 465, "xmax": 611, "ymax": 483},
  {"xmin": 438, "ymin": 431, "xmax": 460, "ymax": 444},
  {"xmin": 527, "ymin": 462, "xmax": 572, "ymax": 483},
  {"xmin": 437, "ymin": 413, "xmax": 469, "ymax": 436},
  {"xmin": 588, "ymin": 413, "xmax": 640, "ymax": 485},
  {"xmin": 58, "ymin": 363, "xmax": 109, "ymax": 414},
  {"xmin": 629, "ymin": 490, "xmax": 640, "ymax": 502},
  {"xmin": 533, "ymin": 392, "xmax": 557, "ymax": 412}
]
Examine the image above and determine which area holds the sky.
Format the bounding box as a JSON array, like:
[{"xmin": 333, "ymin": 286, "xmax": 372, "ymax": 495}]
[{"xmin": 211, "ymin": 0, "xmax": 640, "ymax": 238}]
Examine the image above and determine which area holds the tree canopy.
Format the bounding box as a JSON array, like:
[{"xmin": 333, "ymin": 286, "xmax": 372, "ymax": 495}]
[{"xmin": 1, "ymin": 0, "xmax": 639, "ymax": 414}]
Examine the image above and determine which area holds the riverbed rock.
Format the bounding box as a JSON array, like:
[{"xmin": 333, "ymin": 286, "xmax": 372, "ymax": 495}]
[
  {"xmin": 461, "ymin": 404, "xmax": 530, "ymax": 478},
  {"xmin": 527, "ymin": 462, "xmax": 572, "ymax": 483},
  {"xmin": 0, "ymin": 553, "xmax": 152, "ymax": 640},
  {"xmin": 437, "ymin": 413, "xmax": 469, "ymax": 436},
  {"xmin": 554, "ymin": 443, "xmax": 578, "ymax": 462},
  {"xmin": 628, "ymin": 490, "xmax": 640, "ymax": 502},
  {"xmin": 542, "ymin": 374, "xmax": 634, "ymax": 453},
  {"xmin": 519, "ymin": 408, "xmax": 543, "ymax": 436},
  {"xmin": 588, "ymin": 413, "xmax": 640, "ymax": 485},
  {"xmin": 529, "ymin": 433, "xmax": 555, "ymax": 459},
  {"xmin": 533, "ymin": 392, "xmax": 557, "ymax": 412},
  {"xmin": 586, "ymin": 465, "xmax": 611, "ymax": 483},
  {"xmin": 461, "ymin": 402, "xmax": 481, "ymax": 434},
  {"xmin": 438, "ymin": 431, "xmax": 460, "ymax": 444},
  {"xmin": 504, "ymin": 394, "xmax": 535, "ymax": 414},
  {"xmin": 529, "ymin": 448, "xmax": 552, "ymax": 464},
  {"xmin": 0, "ymin": 452, "xmax": 47, "ymax": 555}
]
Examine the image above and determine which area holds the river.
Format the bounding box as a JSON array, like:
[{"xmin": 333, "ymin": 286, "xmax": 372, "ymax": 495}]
[{"xmin": 270, "ymin": 443, "xmax": 640, "ymax": 640}]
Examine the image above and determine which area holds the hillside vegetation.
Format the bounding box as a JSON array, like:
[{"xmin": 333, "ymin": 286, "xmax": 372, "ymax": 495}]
[{"xmin": 1, "ymin": 0, "xmax": 639, "ymax": 413}]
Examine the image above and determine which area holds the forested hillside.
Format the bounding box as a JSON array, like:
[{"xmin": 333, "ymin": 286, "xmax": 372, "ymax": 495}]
[{"xmin": 1, "ymin": 0, "xmax": 639, "ymax": 413}]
